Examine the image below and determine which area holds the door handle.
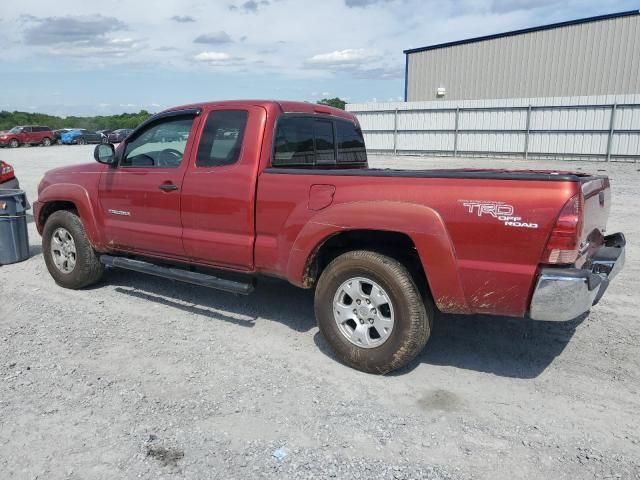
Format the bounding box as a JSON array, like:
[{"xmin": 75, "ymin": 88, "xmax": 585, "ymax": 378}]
[{"xmin": 159, "ymin": 183, "xmax": 179, "ymax": 192}]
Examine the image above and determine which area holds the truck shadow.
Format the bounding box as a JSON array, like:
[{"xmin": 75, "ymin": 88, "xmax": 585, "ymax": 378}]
[
  {"xmin": 313, "ymin": 312, "xmax": 586, "ymax": 379},
  {"xmin": 395, "ymin": 312, "xmax": 587, "ymax": 378},
  {"xmin": 105, "ymin": 269, "xmax": 316, "ymax": 333},
  {"xmin": 103, "ymin": 268, "xmax": 584, "ymax": 379}
]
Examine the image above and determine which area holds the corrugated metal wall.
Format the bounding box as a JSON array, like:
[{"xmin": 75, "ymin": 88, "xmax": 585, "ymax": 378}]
[
  {"xmin": 346, "ymin": 94, "xmax": 640, "ymax": 161},
  {"xmin": 406, "ymin": 13, "xmax": 640, "ymax": 102}
]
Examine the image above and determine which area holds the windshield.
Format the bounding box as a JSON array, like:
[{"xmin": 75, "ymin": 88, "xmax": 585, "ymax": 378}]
[{"xmin": 8, "ymin": 127, "xmax": 23, "ymax": 134}]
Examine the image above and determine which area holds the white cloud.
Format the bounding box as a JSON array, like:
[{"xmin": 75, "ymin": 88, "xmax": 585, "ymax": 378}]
[
  {"xmin": 193, "ymin": 51, "xmax": 245, "ymax": 67},
  {"xmin": 306, "ymin": 49, "xmax": 379, "ymax": 66},
  {"xmin": 194, "ymin": 51, "xmax": 233, "ymax": 62}
]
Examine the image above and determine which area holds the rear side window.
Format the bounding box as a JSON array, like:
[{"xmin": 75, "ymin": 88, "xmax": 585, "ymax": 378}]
[
  {"xmin": 272, "ymin": 116, "xmax": 366, "ymax": 168},
  {"xmin": 196, "ymin": 110, "xmax": 248, "ymax": 167},
  {"xmin": 273, "ymin": 117, "xmax": 315, "ymax": 166}
]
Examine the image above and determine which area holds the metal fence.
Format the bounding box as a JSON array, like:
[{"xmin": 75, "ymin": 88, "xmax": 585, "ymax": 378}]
[{"xmin": 347, "ymin": 99, "xmax": 640, "ymax": 162}]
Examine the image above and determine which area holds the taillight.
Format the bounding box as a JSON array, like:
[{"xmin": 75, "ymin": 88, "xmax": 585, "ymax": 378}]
[
  {"xmin": 0, "ymin": 162, "xmax": 14, "ymax": 182},
  {"xmin": 542, "ymin": 193, "xmax": 584, "ymax": 265}
]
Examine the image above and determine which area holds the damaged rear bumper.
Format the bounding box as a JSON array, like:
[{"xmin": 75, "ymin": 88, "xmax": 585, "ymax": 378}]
[{"xmin": 529, "ymin": 233, "xmax": 626, "ymax": 321}]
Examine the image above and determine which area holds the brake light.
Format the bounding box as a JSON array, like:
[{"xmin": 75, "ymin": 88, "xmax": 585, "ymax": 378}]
[
  {"xmin": 0, "ymin": 162, "xmax": 15, "ymax": 182},
  {"xmin": 542, "ymin": 194, "xmax": 584, "ymax": 264}
]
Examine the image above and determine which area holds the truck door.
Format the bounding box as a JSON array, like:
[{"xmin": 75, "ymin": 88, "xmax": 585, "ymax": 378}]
[
  {"xmin": 98, "ymin": 110, "xmax": 200, "ymax": 258},
  {"xmin": 181, "ymin": 106, "xmax": 266, "ymax": 270}
]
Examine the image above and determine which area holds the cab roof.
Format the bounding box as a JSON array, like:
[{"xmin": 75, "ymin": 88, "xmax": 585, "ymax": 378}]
[{"xmin": 162, "ymin": 100, "xmax": 356, "ymax": 122}]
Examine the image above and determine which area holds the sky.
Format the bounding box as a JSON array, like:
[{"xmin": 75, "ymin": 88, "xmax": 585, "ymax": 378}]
[{"xmin": 0, "ymin": 0, "xmax": 637, "ymax": 116}]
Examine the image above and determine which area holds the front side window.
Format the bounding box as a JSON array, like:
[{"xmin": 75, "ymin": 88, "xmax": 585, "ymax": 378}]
[
  {"xmin": 122, "ymin": 116, "xmax": 194, "ymax": 168},
  {"xmin": 196, "ymin": 110, "xmax": 248, "ymax": 167}
]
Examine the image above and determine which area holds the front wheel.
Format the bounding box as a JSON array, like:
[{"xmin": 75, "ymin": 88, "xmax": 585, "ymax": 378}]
[
  {"xmin": 42, "ymin": 210, "xmax": 104, "ymax": 289},
  {"xmin": 314, "ymin": 250, "xmax": 433, "ymax": 374},
  {"xmin": 76, "ymin": 137, "xmax": 87, "ymax": 145},
  {"xmin": 9, "ymin": 139, "xmax": 19, "ymax": 148}
]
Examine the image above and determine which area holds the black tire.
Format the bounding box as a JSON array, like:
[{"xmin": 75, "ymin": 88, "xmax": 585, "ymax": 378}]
[
  {"xmin": 41, "ymin": 137, "xmax": 52, "ymax": 146},
  {"xmin": 9, "ymin": 139, "xmax": 19, "ymax": 148},
  {"xmin": 42, "ymin": 210, "xmax": 104, "ymax": 289},
  {"xmin": 314, "ymin": 250, "xmax": 433, "ymax": 374},
  {"xmin": 77, "ymin": 137, "xmax": 87, "ymax": 145},
  {"xmin": 101, "ymin": 136, "xmax": 108, "ymax": 144}
]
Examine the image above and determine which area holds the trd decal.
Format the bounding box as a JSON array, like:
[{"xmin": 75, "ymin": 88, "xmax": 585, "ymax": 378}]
[{"xmin": 460, "ymin": 200, "xmax": 538, "ymax": 229}]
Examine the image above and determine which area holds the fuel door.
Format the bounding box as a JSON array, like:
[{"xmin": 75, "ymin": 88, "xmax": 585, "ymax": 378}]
[{"xmin": 308, "ymin": 184, "xmax": 336, "ymax": 211}]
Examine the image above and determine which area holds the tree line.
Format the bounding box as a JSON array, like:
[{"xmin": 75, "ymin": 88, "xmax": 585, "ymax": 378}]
[
  {"xmin": 0, "ymin": 110, "xmax": 153, "ymax": 131},
  {"xmin": 0, "ymin": 98, "xmax": 347, "ymax": 132}
]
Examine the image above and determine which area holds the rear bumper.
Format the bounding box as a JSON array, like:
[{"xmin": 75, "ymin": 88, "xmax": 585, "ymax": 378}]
[
  {"xmin": 529, "ymin": 233, "xmax": 625, "ymax": 321},
  {"xmin": 0, "ymin": 177, "xmax": 20, "ymax": 189}
]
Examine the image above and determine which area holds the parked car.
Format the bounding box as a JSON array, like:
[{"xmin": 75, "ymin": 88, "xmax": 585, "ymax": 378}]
[
  {"xmin": 96, "ymin": 129, "xmax": 114, "ymax": 141},
  {"xmin": 0, "ymin": 160, "xmax": 19, "ymax": 189},
  {"xmin": 60, "ymin": 129, "xmax": 106, "ymax": 145},
  {"xmin": 33, "ymin": 100, "xmax": 625, "ymax": 374},
  {"xmin": 107, "ymin": 129, "xmax": 133, "ymax": 143},
  {"xmin": 52, "ymin": 129, "xmax": 73, "ymax": 144},
  {"xmin": 0, "ymin": 126, "xmax": 54, "ymax": 148}
]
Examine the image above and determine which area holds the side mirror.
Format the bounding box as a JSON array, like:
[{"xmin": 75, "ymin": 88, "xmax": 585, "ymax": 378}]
[{"xmin": 94, "ymin": 143, "xmax": 116, "ymax": 165}]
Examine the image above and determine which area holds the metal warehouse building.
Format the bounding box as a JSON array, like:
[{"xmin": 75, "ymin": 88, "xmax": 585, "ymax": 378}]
[{"xmin": 403, "ymin": 10, "xmax": 640, "ymax": 102}]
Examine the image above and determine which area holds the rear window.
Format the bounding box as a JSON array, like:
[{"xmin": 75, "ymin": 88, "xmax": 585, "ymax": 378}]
[
  {"xmin": 336, "ymin": 120, "xmax": 366, "ymax": 165},
  {"xmin": 272, "ymin": 116, "xmax": 366, "ymax": 168}
]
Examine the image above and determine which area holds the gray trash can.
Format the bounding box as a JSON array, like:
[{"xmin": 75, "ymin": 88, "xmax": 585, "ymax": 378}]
[{"xmin": 0, "ymin": 189, "xmax": 30, "ymax": 265}]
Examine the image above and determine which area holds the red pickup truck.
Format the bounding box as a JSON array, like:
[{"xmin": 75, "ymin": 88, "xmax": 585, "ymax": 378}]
[
  {"xmin": 33, "ymin": 100, "xmax": 625, "ymax": 373},
  {"xmin": 0, "ymin": 126, "xmax": 54, "ymax": 148}
]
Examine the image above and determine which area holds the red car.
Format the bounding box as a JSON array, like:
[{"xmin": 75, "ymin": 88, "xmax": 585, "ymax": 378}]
[
  {"xmin": 0, "ymin": 161, "xmax": 19, "ymax": 189},
  {"xmin": 0, "ymin": 126, "xmax": 54, "ymax": 148},
  {"xmin": 33, "ymin": 100, "xmax": 625, "ymax": 373}
]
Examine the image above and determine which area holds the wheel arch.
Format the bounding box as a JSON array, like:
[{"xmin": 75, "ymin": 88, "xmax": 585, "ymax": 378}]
[
  {"xmin": 37, "ymin": 184, "xmax": 105, "ymax": 249},
  {"xmin": 286, "ymin": 201, "xmax": 471, "ymax": 314}
]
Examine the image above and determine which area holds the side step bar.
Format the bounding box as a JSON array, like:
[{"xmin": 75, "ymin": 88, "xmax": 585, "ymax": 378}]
[{"xmin": 100, "ymin": 255, "xmax": 255, "ymax": 295}]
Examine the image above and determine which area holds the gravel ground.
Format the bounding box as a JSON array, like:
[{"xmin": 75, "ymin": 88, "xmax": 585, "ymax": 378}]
[{"xmin": 1, "ymin": 145, "xmax": 639, "ymax": 480}]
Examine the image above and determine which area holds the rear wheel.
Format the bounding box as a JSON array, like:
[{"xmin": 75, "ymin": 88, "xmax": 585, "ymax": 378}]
[
  {"xmin": 41, "ymin": 137, "xmax": 52, "ymax": 146},
  {"xmin": 9, "ymin": 139, "xmax": 19, "ymax": 148},
  {"xmin": 42, "ymin": 210, "xmax": 104, "ymax": 289},
  {"xmin": 314, "ymin": 250, "xmax": 433, "ymax": 374},
  {"xmin": 77, "ymin": 137, "xmax": 87, "ymax": 145}
]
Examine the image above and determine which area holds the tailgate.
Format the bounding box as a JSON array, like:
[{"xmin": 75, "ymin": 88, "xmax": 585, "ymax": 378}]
[{"xmin": 579, "ymin": 176, "xmax": 611, "ymax": 264}]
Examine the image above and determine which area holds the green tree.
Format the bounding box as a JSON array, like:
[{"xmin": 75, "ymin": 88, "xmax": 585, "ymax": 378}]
[
  {"xmin": 317, "ymin": 97, "xmax": 347, "ymax": 110},
  {"xmin": 0, "ymin": 110, "xmax": 153, "ymax": 131}
]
